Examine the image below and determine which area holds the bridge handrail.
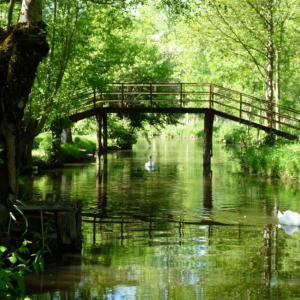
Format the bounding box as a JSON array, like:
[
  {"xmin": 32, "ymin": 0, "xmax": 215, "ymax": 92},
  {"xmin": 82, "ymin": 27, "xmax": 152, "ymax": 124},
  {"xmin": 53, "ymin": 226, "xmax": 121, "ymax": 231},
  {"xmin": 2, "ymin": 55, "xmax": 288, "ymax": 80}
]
[{"xmin": 69, "ymin": 83, "xmax": 300, "ymax": 139}]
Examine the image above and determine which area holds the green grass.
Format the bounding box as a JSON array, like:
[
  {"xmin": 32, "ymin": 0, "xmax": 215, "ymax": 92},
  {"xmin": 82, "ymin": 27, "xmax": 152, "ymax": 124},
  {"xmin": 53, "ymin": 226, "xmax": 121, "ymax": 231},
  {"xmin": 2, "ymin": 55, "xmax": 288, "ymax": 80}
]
[
  {"xmin": 222, "ymin": 124, "xmax": 300, "ymax": 182},
  {"xmin": 32, "ymin": 134, "xmax": 97, "ymax": 165}
]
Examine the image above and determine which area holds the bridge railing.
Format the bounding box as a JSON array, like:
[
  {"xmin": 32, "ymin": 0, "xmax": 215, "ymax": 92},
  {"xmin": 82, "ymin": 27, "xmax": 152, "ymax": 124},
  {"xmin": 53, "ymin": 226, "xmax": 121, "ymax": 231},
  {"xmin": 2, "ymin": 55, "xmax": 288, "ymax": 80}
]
[
  {"xmin": 91, "ymin": 83, "xmax": 211, "ymax": 109},
  {"xmin": 211, "ymin": 84, "xmax": 300, "ymax": 135},
  {"xmin": 70, "ymin": 83, "xmax": 300, "ymax": 137}
]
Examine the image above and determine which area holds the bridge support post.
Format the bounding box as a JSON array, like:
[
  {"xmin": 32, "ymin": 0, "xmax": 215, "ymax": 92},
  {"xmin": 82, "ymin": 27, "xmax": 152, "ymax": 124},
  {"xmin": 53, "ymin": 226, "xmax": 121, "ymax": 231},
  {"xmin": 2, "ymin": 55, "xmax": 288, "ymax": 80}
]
[
  {"xmin": 103, "ymin": 112, "xmax": 108, "ymax": 155},
  {"xmin": 96, "ymin": 113, "xmax": 103, "ymax": 166},
  {"xmin": 203, "ymin": 111, "xmax": 214, "ymax": 175},
  {"xmin": 96, "ymin": 112, "xmax": 108, "ymax": 168},
  {"xmin": 203, "ymin": 173, "xmax": 212, "ymax": 210}
]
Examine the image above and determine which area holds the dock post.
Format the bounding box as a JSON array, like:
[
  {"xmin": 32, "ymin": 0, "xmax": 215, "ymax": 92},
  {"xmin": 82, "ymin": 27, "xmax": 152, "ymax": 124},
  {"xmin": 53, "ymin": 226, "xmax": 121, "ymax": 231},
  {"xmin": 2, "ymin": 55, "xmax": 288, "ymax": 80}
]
[{"xmin": 203, "ymin": 111, "xmax": 214, "ymax": 175}]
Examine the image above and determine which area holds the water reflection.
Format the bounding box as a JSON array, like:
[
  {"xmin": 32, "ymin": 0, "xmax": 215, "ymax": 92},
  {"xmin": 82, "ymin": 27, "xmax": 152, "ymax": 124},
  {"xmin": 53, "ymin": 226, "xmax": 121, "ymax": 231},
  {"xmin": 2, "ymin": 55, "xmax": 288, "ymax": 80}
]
[
  {"xmin": 96, "ymin": 155, "xmax": 108, "ymax": 214},
  {"xmin": 26, "ymin": 139, "xmax": 300, "ymax": 299},
  {"xmin": 203, "ymin": 173, "xmax": 212, "ymax": 211}
]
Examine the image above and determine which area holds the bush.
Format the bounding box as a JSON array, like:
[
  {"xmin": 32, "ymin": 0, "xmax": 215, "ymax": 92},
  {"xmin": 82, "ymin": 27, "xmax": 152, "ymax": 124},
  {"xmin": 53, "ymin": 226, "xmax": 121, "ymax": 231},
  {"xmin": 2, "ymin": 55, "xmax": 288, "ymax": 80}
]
[
  {"xmin": 61, "ymin": 137, "xmax": 96, "ymax": 163},
  {"xmin": 108, "ymin": 117, "xmax": 138, "ymax": 149},
  {"xmin": 217, "ymin": 122, "xmax": 256, "ymax": 145},
  {"xmin": 217, "ymin": 122, "xmax": 300, "ymax": 181},
  {"xmin": 60, "ymin": 144, "xmax": 83, "ymax": 163},
  {"xmin": 230, "ymin": 139, "xmax": 300, "ymax": 181},
  {"xmin": 73, "ymin": 136, "xmax": 96, "ymax": 154},
  {"xmin": 33, "ymin": 133, "xmax": 52, "ymax": 153}
]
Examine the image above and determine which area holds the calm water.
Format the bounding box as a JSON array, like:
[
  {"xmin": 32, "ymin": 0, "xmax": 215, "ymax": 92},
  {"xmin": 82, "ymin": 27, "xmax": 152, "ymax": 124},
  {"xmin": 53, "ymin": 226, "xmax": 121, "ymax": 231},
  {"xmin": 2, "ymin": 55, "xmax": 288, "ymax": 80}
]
[{"xmin": 26, "ymin": 138, "xmax": 300, "ymax": 300}]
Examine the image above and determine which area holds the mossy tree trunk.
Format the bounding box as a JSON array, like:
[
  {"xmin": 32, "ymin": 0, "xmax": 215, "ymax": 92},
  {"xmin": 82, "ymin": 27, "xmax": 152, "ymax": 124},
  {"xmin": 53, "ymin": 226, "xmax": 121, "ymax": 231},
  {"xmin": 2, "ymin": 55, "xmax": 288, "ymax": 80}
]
[{"xmin": 0, "ymin": 0, "xmax": 49, "ymax": 206}]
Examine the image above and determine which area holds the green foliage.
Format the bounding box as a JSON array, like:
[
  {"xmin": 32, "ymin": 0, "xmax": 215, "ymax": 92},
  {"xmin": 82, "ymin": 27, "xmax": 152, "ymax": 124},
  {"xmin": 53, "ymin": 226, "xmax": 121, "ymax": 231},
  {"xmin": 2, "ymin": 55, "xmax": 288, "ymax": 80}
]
[
  {"xmin": 224, "ymin": 126, "xmax": 300, "ymax": 181},
  {"xmin": 73, "ymin": 136, "xmax": 96, "ymax": 154},
  {"xmin": 0, "ymin": 239, "xmax": 44, "ymax": 299},
  {"xmin": 108, "ymin": 116, "xmax": 138, "ymax": 149},
  {"xmin": 73, "ymin": 119, "xmax": 96, "ymax": 135},
  {"xmin": 61, "ymin": 144, "xmax": 82, "ymax": 162},
  {"xmin": 218, "ymin": 123, "xmax": 254, "ymax": 145},
  {"xmin": 33, "ymin": 132, "xmax": 52, "ymax": 152},
  {"xmin": 60, "ymin": 136, "xmax": 96, "ymax": 162}
]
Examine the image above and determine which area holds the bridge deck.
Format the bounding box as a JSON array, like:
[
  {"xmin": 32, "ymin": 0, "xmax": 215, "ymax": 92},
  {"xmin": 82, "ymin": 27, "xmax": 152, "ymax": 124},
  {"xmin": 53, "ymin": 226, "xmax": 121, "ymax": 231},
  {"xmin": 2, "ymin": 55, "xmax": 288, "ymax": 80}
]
[{"xmin": 69, "ymin": 83, "xmax": 300, "ymax": 140}]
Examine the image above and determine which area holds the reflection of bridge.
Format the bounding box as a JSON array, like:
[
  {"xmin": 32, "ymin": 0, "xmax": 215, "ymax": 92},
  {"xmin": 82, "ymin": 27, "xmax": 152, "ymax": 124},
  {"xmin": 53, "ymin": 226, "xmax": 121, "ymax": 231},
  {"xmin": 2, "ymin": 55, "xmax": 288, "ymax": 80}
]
[{"xmin": 69, "ymin": 83, "xmax": 300, "ymax": 173}]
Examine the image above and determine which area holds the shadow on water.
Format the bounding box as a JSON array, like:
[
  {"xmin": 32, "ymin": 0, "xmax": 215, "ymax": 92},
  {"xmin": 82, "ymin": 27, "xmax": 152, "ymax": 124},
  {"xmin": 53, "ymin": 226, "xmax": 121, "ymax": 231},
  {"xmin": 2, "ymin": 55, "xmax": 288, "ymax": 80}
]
[{"xmin": 25, "ymin": 140, "xmax": 300, "ymax": 300}]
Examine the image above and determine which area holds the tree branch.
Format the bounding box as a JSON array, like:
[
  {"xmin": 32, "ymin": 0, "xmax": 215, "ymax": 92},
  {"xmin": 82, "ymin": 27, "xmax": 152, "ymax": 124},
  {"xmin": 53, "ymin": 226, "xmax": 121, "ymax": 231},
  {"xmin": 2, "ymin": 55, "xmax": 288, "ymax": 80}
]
[{"xmin": 205, "ymin": 6, "xmax": 266, "ymax": 78}]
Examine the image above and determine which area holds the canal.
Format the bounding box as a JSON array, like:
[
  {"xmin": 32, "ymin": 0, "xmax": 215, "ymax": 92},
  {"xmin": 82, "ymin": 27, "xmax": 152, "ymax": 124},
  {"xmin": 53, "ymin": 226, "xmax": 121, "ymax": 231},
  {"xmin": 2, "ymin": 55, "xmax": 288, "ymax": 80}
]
[{"xmin": 26, "ymin": 138, "xmax": 300, "ymax": 299}]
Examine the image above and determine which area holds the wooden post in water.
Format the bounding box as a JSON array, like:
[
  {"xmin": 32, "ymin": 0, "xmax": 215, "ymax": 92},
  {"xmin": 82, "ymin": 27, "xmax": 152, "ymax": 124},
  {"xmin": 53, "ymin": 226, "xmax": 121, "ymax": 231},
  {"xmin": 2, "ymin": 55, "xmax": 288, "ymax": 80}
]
[
  {"xmin": 103, "ymin": 112, "xmax": 108, "ymax": 155},
  {"xmin": 203, "ymin": 111, "xmax": 214, "ymax": 175},
  {"xmin": 96, "ymin": 113, "xmax": 103, "ymax": 167},
  {"xmin": 96, "ymin": 158, "xmax": 108, "ymax": 213},
  {"xmin": 203, "ymin": 173, "xmax": 212, "ymax": 209}
]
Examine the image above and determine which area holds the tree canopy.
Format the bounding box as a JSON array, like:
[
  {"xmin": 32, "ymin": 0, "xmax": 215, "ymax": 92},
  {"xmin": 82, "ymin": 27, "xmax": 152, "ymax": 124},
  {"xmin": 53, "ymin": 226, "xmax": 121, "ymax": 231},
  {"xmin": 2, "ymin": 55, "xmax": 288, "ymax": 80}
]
[{"xmin": 0, "ymin": 0, "xmax": 299, "ymax": 201}]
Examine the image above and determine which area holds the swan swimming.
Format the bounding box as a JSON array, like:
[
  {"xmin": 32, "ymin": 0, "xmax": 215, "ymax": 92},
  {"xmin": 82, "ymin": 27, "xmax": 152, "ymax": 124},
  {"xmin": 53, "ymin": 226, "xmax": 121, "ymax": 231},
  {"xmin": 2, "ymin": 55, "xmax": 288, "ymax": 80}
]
[
  {"xmin": 277, "ymin": 210, "xmax": 300, "ymax": 226},
  {"xmin": 145, "ymin": 156, "xmax": 155, "ymax": 171}
]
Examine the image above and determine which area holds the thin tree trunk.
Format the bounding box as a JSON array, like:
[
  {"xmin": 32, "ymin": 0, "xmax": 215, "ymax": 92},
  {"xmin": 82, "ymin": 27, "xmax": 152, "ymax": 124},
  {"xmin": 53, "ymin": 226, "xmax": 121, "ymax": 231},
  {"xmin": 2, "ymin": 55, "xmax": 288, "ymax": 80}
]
[
  {"xmin": 274, "ymin": 49, "xmax": 280, "ymax": 130},
  {"xmin": 265, "ymin": 48, "xmax": 274, "ymax": 128},
  {"xmin": 7, "ymin": 0, "xmax": 16, "ymax": 28},
  {"xmin": 265, "ymin": 1, "xmax": 275, "ymax": 130}
]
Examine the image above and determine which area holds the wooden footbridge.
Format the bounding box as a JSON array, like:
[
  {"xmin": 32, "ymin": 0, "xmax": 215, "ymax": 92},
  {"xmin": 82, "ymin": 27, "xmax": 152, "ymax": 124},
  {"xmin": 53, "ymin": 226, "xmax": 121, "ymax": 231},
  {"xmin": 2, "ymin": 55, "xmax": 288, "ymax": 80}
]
[{"xmin": 69, "ymin": 83, "xmax": 300, "ymax": 173}]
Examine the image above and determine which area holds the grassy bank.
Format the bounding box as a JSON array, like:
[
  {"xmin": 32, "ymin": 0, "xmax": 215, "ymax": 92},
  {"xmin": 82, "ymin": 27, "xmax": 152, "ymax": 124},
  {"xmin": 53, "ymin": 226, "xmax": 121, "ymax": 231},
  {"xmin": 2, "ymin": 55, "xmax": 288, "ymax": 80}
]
[
  {"xmin": 234, "ymin": 141, "xmax": 300, "ymax": 181},
  {"xmin": 222, "ymin": 124, "xmax": 300, "ymax": 182},
  {"xmin": 32, "ymin": 133, "xmax": 97, "ymax": 167}
]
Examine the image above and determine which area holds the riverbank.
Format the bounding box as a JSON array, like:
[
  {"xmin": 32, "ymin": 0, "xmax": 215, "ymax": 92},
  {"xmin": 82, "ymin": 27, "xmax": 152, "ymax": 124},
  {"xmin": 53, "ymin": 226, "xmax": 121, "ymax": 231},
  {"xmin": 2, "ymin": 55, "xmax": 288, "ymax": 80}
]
[
  {"xmin": 31, "ymin": 122, "xmax": 300, "ymax": 183},
  {"xmin": 32, "ymin": 133, "xmax": 125, "ymax": 170},
  {"xmin": 222, "ymin": 124, "xmax": 300, "ymax": 182}
]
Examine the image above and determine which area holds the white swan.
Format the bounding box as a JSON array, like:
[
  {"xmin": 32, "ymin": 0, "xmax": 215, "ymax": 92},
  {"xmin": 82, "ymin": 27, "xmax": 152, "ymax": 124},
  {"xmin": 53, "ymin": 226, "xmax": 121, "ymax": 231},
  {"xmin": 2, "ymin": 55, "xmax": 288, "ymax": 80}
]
[
  {"xmin": 145, "ymin": 156, "xmax": 155, "ymax": 171},
  {"xmin": 279, "ymin": 224, "xmax": 300, "ymax": 235},
  {"xmin": 277, "ymin": 210, "xmax": 300, "ymax": 226}
]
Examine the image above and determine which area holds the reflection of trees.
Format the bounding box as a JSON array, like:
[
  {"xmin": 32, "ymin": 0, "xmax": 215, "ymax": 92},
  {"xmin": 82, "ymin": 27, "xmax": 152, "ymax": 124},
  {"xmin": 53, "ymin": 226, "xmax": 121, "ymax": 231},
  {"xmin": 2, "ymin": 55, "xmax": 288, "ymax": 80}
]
[
  {"xmin": 84, "ymin": 223, "xmax": 281, "ymax": 299},
  {"xmin": 263, "ymin": 224, "xmax": 272, "ymax": 299},
  {"xmin": 19, "ymin": 175, "xmax": 34, "ymax": 201},
  {"xmin": 27, "ymin": 140, "xmax": 300, "ymax": 299},
  {"xmin": 29, "ymin": 222, "xmax": 287, "ymax": 299}
]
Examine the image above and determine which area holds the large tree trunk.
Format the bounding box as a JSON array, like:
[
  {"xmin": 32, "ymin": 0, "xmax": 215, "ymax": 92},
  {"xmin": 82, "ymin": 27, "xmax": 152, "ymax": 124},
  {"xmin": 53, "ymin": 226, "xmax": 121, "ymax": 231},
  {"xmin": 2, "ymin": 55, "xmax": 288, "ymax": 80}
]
[{"xmin": 0, "ymin": 0, "xmax": 49, "ymax": 205}]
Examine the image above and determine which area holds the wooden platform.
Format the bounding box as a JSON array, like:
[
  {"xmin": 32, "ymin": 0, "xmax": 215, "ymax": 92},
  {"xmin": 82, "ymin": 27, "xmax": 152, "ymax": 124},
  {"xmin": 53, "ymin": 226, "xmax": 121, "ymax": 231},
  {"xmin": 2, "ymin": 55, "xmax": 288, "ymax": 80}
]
[{"xmin": 18, "ymin": 201, "xmax": 82, "ymax": 251}]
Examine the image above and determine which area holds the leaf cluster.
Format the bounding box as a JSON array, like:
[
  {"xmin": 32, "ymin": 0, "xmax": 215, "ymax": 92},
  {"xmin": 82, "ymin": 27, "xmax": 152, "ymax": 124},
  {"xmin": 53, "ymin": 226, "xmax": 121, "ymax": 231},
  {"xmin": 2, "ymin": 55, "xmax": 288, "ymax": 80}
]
[{"xmin": 0, "ymin": 239, "xmax": 44, "ymax": 299}]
